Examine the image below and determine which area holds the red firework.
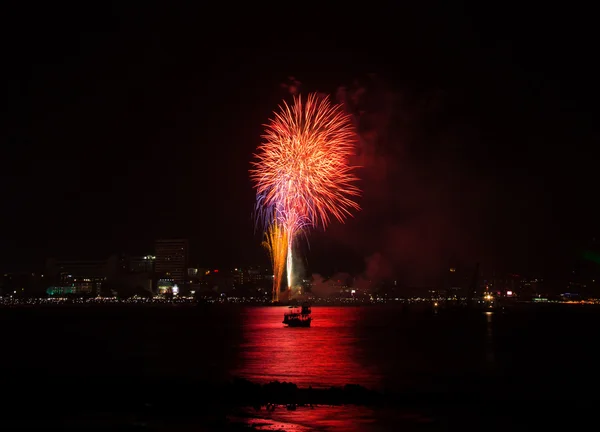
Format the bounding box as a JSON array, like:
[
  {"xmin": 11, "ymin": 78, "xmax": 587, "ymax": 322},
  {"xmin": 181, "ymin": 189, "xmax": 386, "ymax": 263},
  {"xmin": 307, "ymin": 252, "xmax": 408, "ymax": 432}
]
[{"xmin": 250, "ymin": 92, "xmax": 361, "ymax": 233}]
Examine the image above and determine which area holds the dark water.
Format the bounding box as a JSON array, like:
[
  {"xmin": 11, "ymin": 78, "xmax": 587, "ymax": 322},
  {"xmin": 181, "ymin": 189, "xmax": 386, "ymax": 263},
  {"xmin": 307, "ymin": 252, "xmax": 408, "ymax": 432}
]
[
  {"xmin": 2, "ymin": 303, "xmax": 599, "ymax": 429},
  {"xmin": 3, "ymin": 303, "xmax": 599, "ymax": 391},
  {"xmin": 231, "ymin": 304, "xmax": 600, "ymax": 395}
]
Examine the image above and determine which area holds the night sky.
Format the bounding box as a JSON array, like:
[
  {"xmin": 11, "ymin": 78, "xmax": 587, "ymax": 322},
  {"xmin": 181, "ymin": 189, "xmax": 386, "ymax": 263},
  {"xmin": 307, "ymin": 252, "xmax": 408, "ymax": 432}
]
[{"xmin": 2, "ymin": 3, "xmax": 598, "ymax": 283}]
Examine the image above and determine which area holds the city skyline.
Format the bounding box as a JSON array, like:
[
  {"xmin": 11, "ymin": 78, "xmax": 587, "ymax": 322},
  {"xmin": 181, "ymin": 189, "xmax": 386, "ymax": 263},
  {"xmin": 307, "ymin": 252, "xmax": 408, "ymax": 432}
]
[{"xmin": 3, "ymin": 239, "xmax": 595, "ymax": 289}]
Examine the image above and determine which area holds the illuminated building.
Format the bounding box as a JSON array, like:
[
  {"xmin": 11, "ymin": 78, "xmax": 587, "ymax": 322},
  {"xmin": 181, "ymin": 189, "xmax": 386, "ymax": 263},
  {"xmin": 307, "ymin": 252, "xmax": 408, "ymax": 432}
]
[
  {"xmin": 46, "ymin": 286, "xmax": 77, "ymax": 296},
  {"xmin": 45, "ymin": 256, "xmax": 120, "ymax": 296},
  {"xmin": 126, "ymin": 255, "xmax": 155, "ymax": 273},
  {"xmin": 157, "ymin": 278, "xmax": 177, "ymax": 295},
  {"xmin": 233, "ymin": 268, "xmax": 244, "ymax": 285},
  {"xmin": 154, "ymin": 239, "xmax": 188, "ymax": 285},
  {"xmin": 247, "ymin": 267, "xmax": 263, "ymax": 282}
]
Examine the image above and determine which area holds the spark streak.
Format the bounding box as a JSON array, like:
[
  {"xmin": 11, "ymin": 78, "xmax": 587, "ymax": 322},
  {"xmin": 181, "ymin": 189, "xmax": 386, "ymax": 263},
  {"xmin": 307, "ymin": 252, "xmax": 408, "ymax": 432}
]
[{"xmin": 262, "ymin": 218, "xmax": 288, "ymax": 302}]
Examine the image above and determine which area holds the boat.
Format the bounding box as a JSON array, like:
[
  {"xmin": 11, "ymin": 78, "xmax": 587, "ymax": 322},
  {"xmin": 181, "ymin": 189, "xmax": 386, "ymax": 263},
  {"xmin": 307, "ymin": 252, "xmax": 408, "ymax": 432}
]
[{"xmin": 283, "ymin": 303, "xmax": 312, "ymax": 327}]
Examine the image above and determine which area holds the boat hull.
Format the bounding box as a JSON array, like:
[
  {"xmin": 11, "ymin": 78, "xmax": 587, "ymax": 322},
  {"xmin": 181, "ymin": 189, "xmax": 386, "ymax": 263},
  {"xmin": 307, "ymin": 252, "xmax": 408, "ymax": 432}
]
[{"xmin": 283, "ymin": 318, "xmax": 311, "ymax": 327}]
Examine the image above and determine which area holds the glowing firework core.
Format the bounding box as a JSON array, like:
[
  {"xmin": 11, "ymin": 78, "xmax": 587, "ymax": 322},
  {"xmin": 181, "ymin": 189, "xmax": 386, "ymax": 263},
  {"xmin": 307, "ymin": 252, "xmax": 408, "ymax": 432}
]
[{"xmin": 251, "ymin": 93, "xmax": 361, "ymax": 299}]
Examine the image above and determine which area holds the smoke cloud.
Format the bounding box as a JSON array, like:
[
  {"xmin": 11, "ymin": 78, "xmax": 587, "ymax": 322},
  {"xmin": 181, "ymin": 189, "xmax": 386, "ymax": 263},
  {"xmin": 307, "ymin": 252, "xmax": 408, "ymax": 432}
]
[
  {"xmin": 307, "ymin": 272, "xmax": 374, "ymax": 297},
  {"xmin": 309, "ymin": 274, "xmax": 332, "ymax": 298},
  {"xmin": 281, "ymin": 76, "xmax": 301, "ymax": 96},
  {"xmin": 325, "ymin": 75, "xmax": 495, "ymax": 287},
  {"xmin": 280, "ymin": 74, "xmax": 533, "ymax": 287},
  {"xmin": 309, "ymin": 272, "xmax": 352, "ymax": 298}
]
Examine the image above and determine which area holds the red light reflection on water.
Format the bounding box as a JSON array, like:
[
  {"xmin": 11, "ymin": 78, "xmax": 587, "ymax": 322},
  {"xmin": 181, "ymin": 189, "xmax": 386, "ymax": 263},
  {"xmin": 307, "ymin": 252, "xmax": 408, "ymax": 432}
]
[
  {"xmin": 229, "ymin": 405, "xmax": 434, "ymax": 431},
  {"xmin": 232, "ymin": 307, "xmax": 381, "ymax": 389}
]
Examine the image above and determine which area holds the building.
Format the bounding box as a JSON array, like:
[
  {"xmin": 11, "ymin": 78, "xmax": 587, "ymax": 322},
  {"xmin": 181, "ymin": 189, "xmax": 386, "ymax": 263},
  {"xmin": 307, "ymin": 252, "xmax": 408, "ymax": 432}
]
[
  {"xmin": 157, "ymin": 277, "xmax": 178, "ymax": 295},
  {"xmin": 45, "ymin": 256, "xmax": 120, "ymax": 296},
  {"xmin": 126, "ymin": 255, "xmax": 156, "ymax": 273},
  {"xmin": 247, "ymin": 267, "xmax": 271, "ymax": 283},
  {"xmin": 232, "ymin": 268, "xmax": 244, "ymax": 286},
  {"xmin": 154, "ymin": 239, "xmax": 188, "ymax": 285}
]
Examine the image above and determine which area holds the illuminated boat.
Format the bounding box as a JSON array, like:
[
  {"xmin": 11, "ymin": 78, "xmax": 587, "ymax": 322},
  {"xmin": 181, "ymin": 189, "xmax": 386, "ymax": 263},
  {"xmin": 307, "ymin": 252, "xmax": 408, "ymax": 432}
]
[{"xmin": 283, "ymin": 303, "xmax": 312, "ymax": 327}]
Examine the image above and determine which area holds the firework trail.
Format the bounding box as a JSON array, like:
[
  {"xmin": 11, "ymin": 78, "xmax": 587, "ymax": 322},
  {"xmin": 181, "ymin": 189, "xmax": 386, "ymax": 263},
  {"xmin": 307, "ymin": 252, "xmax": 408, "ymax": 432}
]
[
  {"xmin": 251, "ymin": 93, "xmax": 361, "ymax": 294},
  {"xmin": 262, "ymin": 218, "xmax": 288, "ymax": 302}
]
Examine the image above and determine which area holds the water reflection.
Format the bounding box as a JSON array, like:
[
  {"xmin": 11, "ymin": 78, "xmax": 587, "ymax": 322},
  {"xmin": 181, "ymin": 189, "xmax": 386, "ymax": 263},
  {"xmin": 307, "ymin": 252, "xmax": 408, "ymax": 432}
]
[
  {"xmin": 233, "ymin": 307, "xmax": 381, "ymax": 388},
  {"xmin": 485, "ymin": 311, "xmax": 495, "ymax": 365},
  {"xmin": 230, "ymin": 405, "xmax": 434, "ymax": 431},
  {"xmin": 232, "ymin": 306, "xmax": 505, "ymax": 390}
]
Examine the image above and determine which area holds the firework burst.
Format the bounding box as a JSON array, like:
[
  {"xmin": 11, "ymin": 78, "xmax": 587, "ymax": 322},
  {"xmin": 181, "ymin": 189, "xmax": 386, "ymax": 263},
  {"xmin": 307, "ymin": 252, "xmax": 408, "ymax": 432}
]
[{"xmin": 251, "ymin": 92, "xmax": 361, "ymax": 294}]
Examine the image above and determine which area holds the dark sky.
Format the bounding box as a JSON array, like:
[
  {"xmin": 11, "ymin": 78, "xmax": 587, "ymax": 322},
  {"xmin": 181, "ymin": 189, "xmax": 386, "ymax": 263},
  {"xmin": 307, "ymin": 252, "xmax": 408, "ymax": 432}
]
[{"xmin": 2, "ymin": 2, "xmax": 598, "ymax": 282}]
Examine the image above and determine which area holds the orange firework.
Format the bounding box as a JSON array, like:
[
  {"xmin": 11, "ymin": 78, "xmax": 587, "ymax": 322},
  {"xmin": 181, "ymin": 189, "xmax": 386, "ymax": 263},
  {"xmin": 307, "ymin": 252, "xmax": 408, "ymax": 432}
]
[
  {"xmin": 251, "ymin": 93, "xmax": 361, "ymax": 289},
  {"xmin": 262, "ymin": 218, "xmax": 288, "ymax": 302}
]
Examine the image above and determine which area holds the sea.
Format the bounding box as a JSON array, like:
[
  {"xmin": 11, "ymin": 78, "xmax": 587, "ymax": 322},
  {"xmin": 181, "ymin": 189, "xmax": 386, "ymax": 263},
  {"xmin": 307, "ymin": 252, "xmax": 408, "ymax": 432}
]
[{"xmin": 1, "ymin": 303, "xmax": 598, "ymax": 430}]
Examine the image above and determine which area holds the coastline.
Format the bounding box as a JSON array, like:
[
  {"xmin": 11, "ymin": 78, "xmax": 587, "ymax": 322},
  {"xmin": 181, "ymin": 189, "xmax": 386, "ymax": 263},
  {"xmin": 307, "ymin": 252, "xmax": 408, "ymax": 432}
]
[{"xmin": 1, "ymin": 376, "xmax": 588, "ymax": 430}]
